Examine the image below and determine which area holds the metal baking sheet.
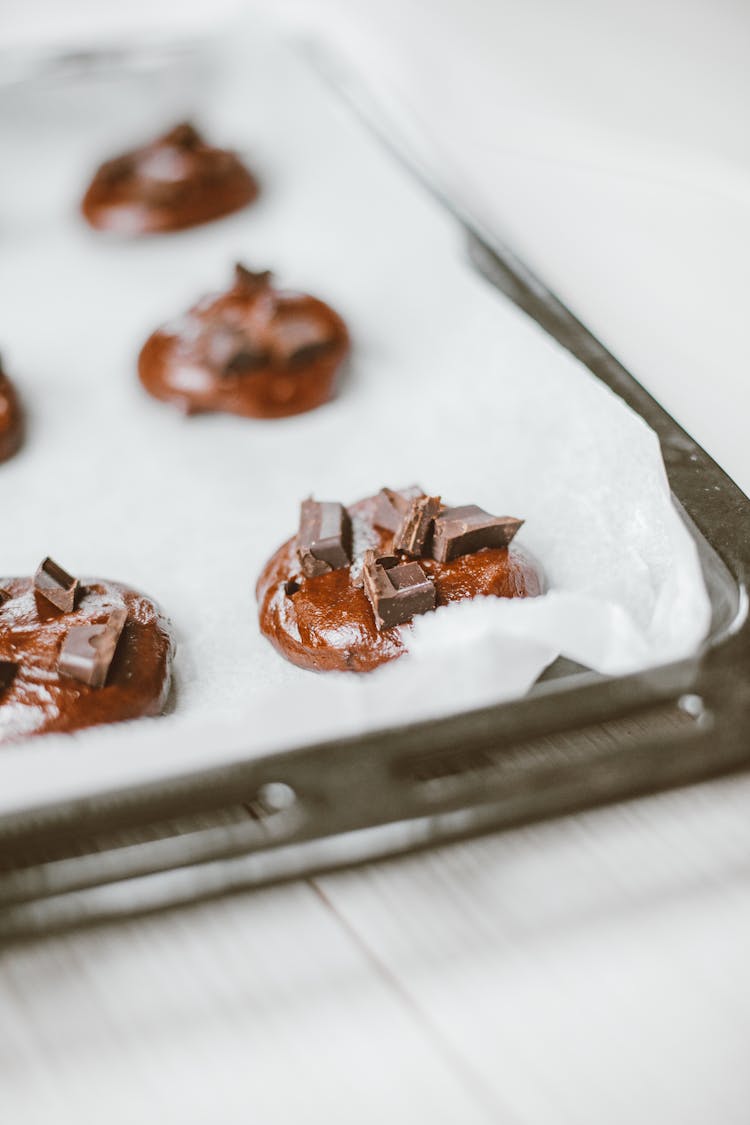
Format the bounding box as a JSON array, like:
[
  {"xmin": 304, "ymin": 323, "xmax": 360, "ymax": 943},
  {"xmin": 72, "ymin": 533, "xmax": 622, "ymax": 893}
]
[{"xmin": 0, "ymin": 23, "xmax": 748, "ymax": 939}]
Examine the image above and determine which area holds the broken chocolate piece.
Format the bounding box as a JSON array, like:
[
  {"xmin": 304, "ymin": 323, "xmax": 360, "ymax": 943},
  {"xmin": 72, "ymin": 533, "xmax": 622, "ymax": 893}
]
[
  {"xmin": 0, "ymin": 588, "xmax": 11, "ymax": 608},
  {"xmin": 373, "ymin": 489, "xmax": 405, "ymax": 533},
  {"xmin": 224, "ymin": 346, "xmax": 269, "ymax": 375},
  {"xmin": 270, "ymin": 310, "xmax": 336, "ymax": 367},
  {"xmin": 362, "ymin": 549, "xmax": 436, "ymax": 631},
  {"xmin": 431, "ymin": 506, "xmax": 523, "ymax": 563},
  {"xmin": 204, "ymin": 326, "xmax": 243, "ymax": 369},
  {"xmin": 161, "ymin": 122, "xmax": 202, "ymax": 150},
  {"xmin": 394, "ymin": 495, "xmax": 442, "ymax": 556},
  {"xmin": 297, "ymin": 499, "xmax": 352, "ymax": 579},
  {"xmin": 0, "ymin": 660, "xmax": 17, "ymax": 696},
  {"xmin": 286, "ymin": 340, "xmax": 338, "ymax": 368},
  {"xmin": 234, "ymin": 263, "xmax": 273, "ymax": 293},
  {"xmin": 34, "ymin": 558, "xmax": 79, "ymax": 614},
  {"xmin": 58, "ymin": 607, "xmax": 128, "ymax": 689},
  {"xmin": 203, "ymin": 325, "xmax": 269, "ymax": 375},
  {"xmin": 373, "ymin": 486, "xmax": 425, "ymax": 532}
]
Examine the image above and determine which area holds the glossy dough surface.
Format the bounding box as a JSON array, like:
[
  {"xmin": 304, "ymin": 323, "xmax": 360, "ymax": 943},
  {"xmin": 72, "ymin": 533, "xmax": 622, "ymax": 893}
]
[
  {"xmin": 257, "ymin": 494, "xmax": 544, "ymax": 673},
  {"xmin": 81, "ymin": 125, "xmax": 258, "ymax": 235},
  {"xmin": 0, "ymin": 578, "xmax": 174, "ymax": 743},
  {"xmin": 139, "ymin": 283, "xmax": 349, "ymax": 419}
]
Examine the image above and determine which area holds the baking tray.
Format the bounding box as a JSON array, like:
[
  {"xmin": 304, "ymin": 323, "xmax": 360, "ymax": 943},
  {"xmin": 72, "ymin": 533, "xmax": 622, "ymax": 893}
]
[{"xmin": 0, "ymin": 40, "xmax": 748, "ymax": 942}]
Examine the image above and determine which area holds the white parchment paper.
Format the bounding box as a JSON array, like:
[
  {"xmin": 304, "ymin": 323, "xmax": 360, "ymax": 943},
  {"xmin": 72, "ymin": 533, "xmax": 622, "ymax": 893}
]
[{"xmin": 0, "ymin": 21, "xmax": 710, "ymax": 802}]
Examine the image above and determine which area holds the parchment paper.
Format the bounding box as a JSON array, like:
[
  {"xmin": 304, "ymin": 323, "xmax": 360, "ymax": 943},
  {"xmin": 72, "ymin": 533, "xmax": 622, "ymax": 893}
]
[{"xmin": 0, "ymin": 21, "xmax": 710, "ymax": 802}]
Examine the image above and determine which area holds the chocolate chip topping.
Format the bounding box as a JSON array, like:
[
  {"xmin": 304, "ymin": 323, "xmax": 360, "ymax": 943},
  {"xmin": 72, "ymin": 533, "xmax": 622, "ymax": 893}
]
[
  {"xmin": 362, "ymin": 488, "xmax": 526, "ymax": 630},
  {"xmin": 393, "ymin": 495, "xmax": 442, "ymax": 557},
  {"xmin": 202, "ymin": 326, "xmax": 246, "ymax": 370},
  {"xmin": 224, "ymin": 348, "xmax": 270, "ymax": 374},
  {"xmin": 431, "ymin": 506, "xmax": 524, "ymax": 563},
  {"xmin": 0, "ymin": 661, "xmax": 17, "ymax": 697},
  {"xmin": 373, "ymin": 486, "xmax": 424, "ymax": 532},
  {"xmin": 159, "ymin": 122, "xmax": 203, "ymax": 150},
  {"xmin": 33, "ymin": 558, "xmax": 79, "ymax": 614},
  {"xmin": 234, "ymin": 263, "xmax": 273, "ymax": 293},
  {"xmin": 199, "ymin": 265, "xmax": 341, "ymax": 378},
  {"xmin": 203, "ymin": 324, "xmax": 269, "ymax": 376},
  {"xmin": 58, "ymin": 607, "xmax": 128, "ymax": 689},
  {"xmin": 362, "ymin": 550, "xmax": 436, "ymax": 631},
  {"xmin": 0, "ymin": 577, "xmax": 174, "ymax": 742},
  {"xmin": 297, "ymin": 499, "xmax": 352, "ymax": 578},
  {"xmin": 269, "ymin": 309, "xmax": 337, "ymax": 367},
  {"xmin": 0, "ymin": 588, "xmax": 11, "ymax": 608}
]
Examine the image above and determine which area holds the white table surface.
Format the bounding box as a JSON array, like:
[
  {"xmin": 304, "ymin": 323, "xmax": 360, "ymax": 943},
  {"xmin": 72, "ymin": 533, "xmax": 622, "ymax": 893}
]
[{"xmin": 2, "ymin": 2, "xmax": 750, "ymax": 1122}]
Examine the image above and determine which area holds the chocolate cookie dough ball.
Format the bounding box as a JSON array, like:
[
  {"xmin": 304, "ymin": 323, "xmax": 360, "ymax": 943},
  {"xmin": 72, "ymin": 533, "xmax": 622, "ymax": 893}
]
[
  {"xmin": 0, "ymin": 558, "xmax": 175, "ymax": 743},
  {"xmin": 138, "ymin": 264, "xmax": 349, "ymax": 419},
  {"xmin": 81, "ymin": 122, "xmax": 258, "ymax": 235},
  {"xmin": 0, "ymin": 357, "xmax": 23, "ymax": 464},
  {"xmin": 257, "ymin": 488, "xmax": 543, "ymax": 673}
]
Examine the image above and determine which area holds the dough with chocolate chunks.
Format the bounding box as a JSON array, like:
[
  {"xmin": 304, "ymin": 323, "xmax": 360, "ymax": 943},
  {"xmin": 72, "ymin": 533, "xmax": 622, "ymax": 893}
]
[
  {"xmin": 0, "ymin": 576, "xmax": 174, "ymax": 744},
  {"xmin": 256, "ymin": 490, "xmax": 544, "ymax": 673},
  {"xmin": 0, "ymin": 361, "xmax": 23, "ymax": 464},
  {"xmin": 139, "ymin": 264, "xmax": 349, "ymax": 419},
  {"xmin": 81, "ymin": 123, "xmax": 258, "ymax": 235}
]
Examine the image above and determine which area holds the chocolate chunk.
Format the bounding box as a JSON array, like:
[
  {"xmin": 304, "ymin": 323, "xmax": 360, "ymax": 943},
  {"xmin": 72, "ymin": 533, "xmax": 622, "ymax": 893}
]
[
  {"xmin": 58, "ymin": 607, "xmax": 128, "ymax": 689},
  {"xmin": 373, "ymin": 489, "xmax": 405, "ymax": 532},
  {"xmin": 161, "ymin": 123, "xmax": 203, "ymax": 150},
  {"xmin": 225, "ymin": 348, "xmax": 269, "ymax": 374},
  {"xmin": 234, "ymin": 263, "xmax": 273, "ymax": 293},
  {"xmin": 297, "ymin": 499, "xmax": 352, "ymax": 578},
  {"xmin": 286, "ymin": 340, "xmax": 338, "ymax": 368},
  {"xmin": 0, "ymin": 660, "xmax": 17, "ymax": 696},
  {"xmin": 362, "ymin": 549, "xmax": 436, "ymax": 631},
  {"xmin": 373, "ymin": 486, "xmax": 425, "ymax": 532},
  {"xmin": 204, "ymin": 326, "xmax": 243, "ymax": 369},
  {"xmin": 203, "ymin": 325, "xmax": 269, "ymax": 376},
  {"xmin": 394, "ymin": 495, "xmax": 442, "ymax": 556},
  {"xmin": 34, "ymin": 558, "xmax": 79, "ymax": 614},
  {"xmin": 431, "ymin": 506, "xmax": 523, "ymax": 563},
  {"xmin": 0, "ymin": 588, "xmax": 11, "ymax": 608},
  {"xmin": 270, "ymin": 310, "xmax": 335, "ymax": 366}
]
